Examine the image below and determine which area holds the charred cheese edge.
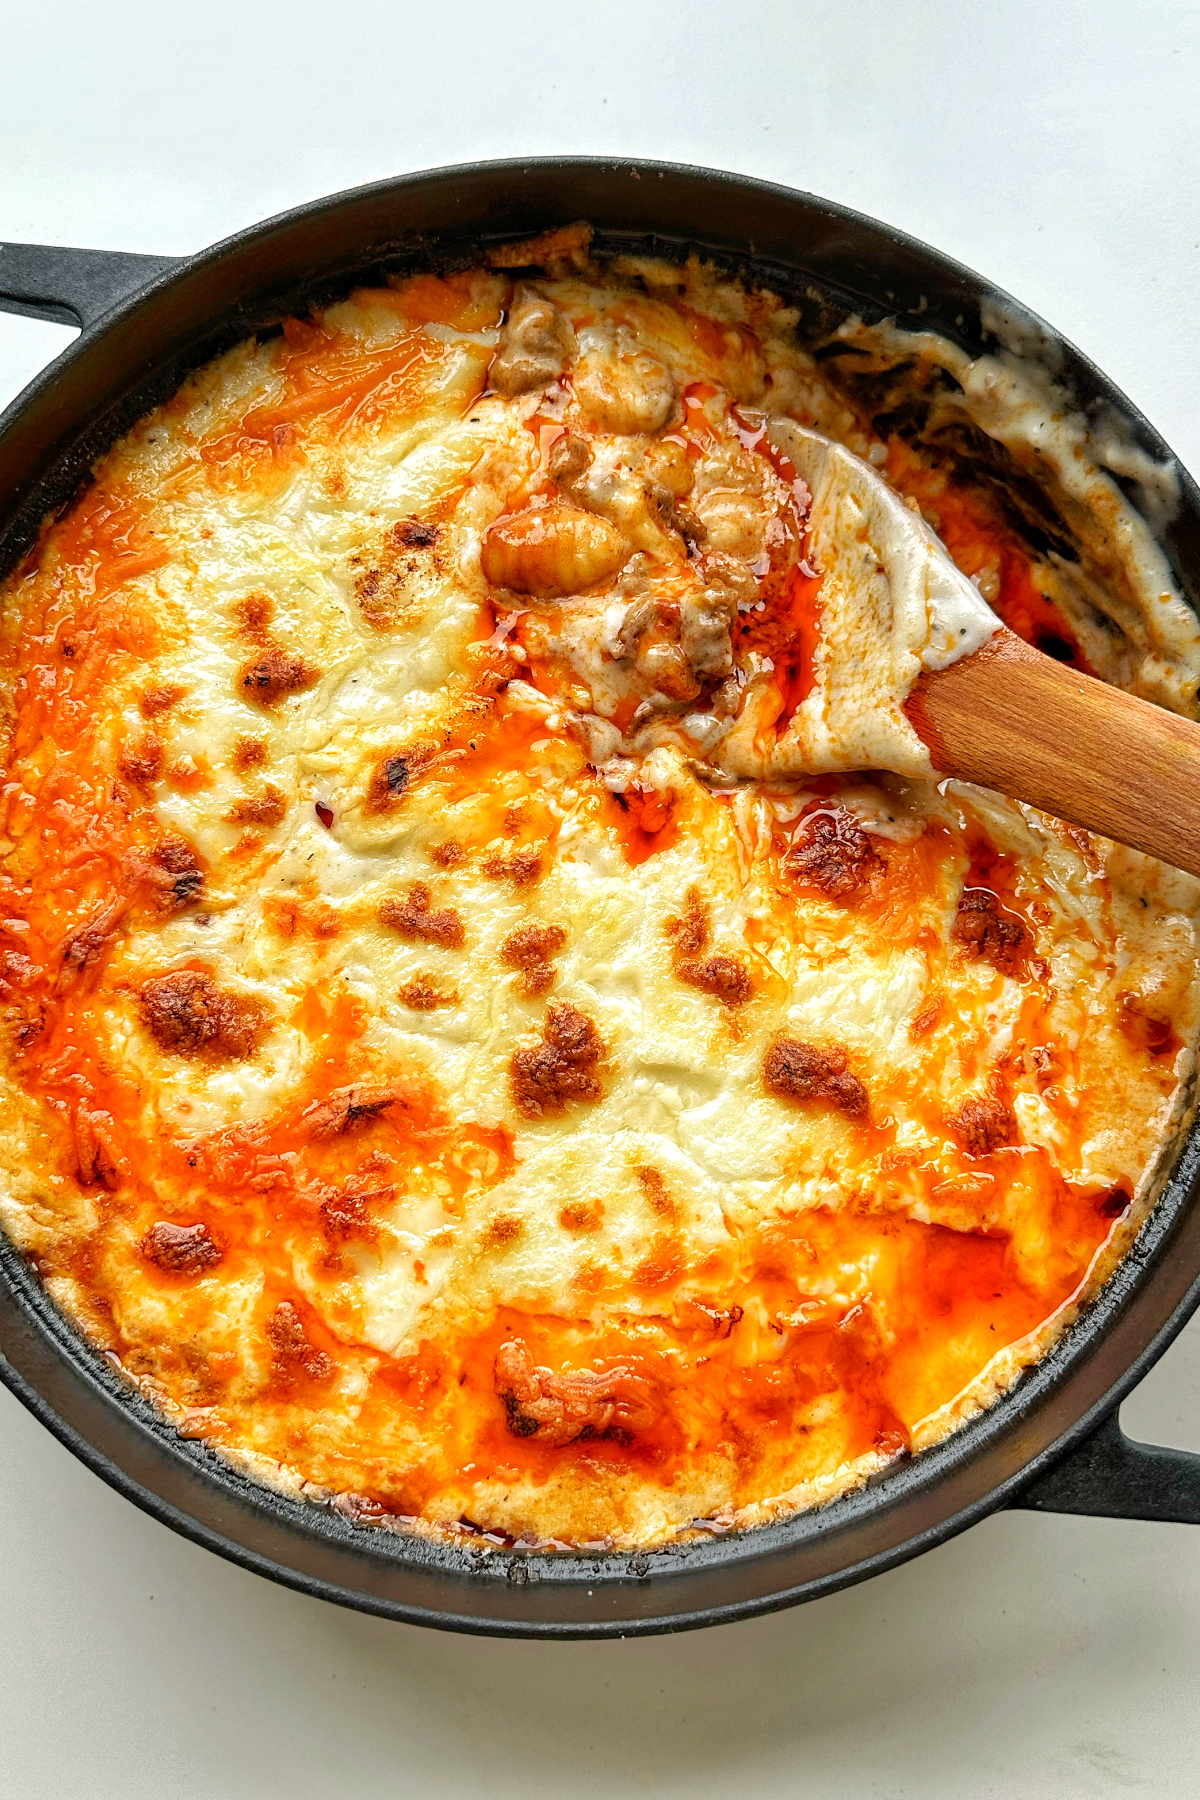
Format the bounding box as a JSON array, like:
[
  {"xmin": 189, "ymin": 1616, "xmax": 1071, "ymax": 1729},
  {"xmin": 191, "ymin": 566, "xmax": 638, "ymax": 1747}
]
[{"xmin": 0, "ymin": 248, "xmax": 1196, "ymax": 1551}]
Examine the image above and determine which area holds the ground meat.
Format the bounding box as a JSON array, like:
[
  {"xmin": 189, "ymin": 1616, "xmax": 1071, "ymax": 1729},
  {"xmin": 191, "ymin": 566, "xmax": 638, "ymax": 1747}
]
[
  {"xmin": 225, "ymin": 785, "xmax": 287, "ymax": 828},
  {"xmin": 679, "ymin": 587, "xmax": 735, "ymax": 679},
  {"xmin": 239, "ymin": 644, "xmax": 320, "ymax": 709},
  {"xmin": 140, "ymin": 970, "xmax": 270, "ymax": 1060},
  {"xmin": 267, "ymin": 1300, "xmax": 333, "ymax": 1385},
  {"xmin": 500, "ymin": 922, "xmax": 568, "ymax": 995},
  {"xmin": 788, "ymin": 810, "xmax": 882, "ymax": 902},
  {"xmin": 379, "ymin": 883, "xmax": 465, "ymax": 949},
  {"xmin": 763, "ymin": 1038, "xmax": 869, "ymax": 1117},
  {"xmin": 489, "ymin": 285, "xmax": 575, "ymax": 396},
  {"xmin": 510, "ymin": 1001, "xmax": 605, "ymax": 1118},
  {"xmin": 548, "ymin": 432, "xmax": 592, "ymax": 490},
  {"xmin": 613, "ymin": 593, "xmax": 659, "ymax": 660},
  {"xmin": 947, "ymin": 1092, "xmax": 1018, "ymax": 1156},
  {"xmin": 494, "ymin": 1340, "xmax": 659, "ymax": 1447},
  {"xmin": 952, "ymin": 887, "xmax": 1032, "ymax": 976},
  {"xmin": 676, "ymin": 952, "xmax": 753, "ymax": 1007},
  {"xmin": 303, "ymin": 1083, "xmax": 402, "ymax": 1139},
  {"xmin": 142, "ymin": 1220, "xmax": 222, "ymax": 1274}
]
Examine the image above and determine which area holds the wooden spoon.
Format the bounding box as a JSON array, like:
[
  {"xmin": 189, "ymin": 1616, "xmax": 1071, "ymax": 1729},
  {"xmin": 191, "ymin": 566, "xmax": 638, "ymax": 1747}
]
[{"xmin": 776, "ymin": 423, "xmax": 1200, "ymax": 880}]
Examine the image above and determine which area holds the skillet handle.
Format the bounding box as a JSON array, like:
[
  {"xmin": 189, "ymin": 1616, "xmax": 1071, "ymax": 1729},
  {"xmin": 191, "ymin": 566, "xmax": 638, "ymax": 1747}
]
[
  {"xmin": 1014, "ymin": 1407, "xmax": 1200, "ymax": 1522},
  {"xmin": 0, "ymin": 242, "xmax": 179, "ymax": 331}
]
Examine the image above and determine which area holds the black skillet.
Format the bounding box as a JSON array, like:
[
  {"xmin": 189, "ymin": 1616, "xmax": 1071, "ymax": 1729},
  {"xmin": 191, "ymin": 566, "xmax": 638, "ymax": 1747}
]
[{"xmin": 1, "ymin": 158, "xmax": 1199, "ymax": 1638}]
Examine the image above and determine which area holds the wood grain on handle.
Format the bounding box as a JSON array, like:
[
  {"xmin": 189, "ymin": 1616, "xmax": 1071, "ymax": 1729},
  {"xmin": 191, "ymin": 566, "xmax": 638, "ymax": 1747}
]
[{"xmin": 905, "ymin": 628, "xmax": 1200, "ymax": 878}]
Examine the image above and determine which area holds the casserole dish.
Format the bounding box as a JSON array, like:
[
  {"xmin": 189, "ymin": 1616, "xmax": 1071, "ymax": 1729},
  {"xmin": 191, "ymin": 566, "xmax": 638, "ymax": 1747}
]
[{"xmin": 1, "ymin": 157, "xmax": 1198, "ymax": 1636}]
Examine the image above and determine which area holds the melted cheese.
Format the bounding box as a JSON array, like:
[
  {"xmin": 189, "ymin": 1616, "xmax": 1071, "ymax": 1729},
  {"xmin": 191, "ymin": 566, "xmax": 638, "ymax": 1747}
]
[{"xmin": 0, "ymin": 253, "xmax": 1195, "ymax": 1551}]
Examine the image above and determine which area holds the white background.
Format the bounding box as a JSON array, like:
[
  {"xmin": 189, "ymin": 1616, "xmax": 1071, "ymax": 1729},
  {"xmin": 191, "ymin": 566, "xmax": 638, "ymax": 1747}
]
[{"xmin": 3, "ymin": 2, "xmax": 1200, "ymax": 1793}]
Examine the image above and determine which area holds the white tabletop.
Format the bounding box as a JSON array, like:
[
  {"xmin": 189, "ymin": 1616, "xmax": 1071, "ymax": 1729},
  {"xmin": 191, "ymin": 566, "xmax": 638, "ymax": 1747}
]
[{"xmin": 3, "ymin": 3, "xmax": 1200, "ymax": 1793}]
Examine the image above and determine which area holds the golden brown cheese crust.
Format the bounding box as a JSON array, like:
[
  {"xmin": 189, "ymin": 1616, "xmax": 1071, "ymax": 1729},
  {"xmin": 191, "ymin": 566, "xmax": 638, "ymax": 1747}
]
[{"xmin": 0, "ymin": 253, "xmax": 1195, "ymax": 1551}]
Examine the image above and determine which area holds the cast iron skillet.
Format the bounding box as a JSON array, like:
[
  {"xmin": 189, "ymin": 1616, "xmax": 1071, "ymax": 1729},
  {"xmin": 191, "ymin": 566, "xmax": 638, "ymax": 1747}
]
[{"xmin": 1, "ymin": 158, "xmax": 1199, "ymax": 1639}]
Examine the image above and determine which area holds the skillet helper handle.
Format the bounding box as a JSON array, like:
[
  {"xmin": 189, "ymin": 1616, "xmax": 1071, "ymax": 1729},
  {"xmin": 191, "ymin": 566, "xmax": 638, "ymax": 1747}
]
[
  {"xmin": 0, "ymin": 242, "xmax": 178, "ymax": 331},
  {"xmin": 1015, "ymin": 1408, "xmax": 1200, "ymax": 1522}
]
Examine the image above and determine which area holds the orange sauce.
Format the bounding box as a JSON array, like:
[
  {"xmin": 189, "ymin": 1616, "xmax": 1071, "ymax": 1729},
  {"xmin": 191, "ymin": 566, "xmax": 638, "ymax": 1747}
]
[
  {"xmin": 727, "ymin": 403, "xmax": 823, "ymax": 721},
  {"xmin": 884, "ymin": 436, "xmax": 1093, "ymax": 671}
]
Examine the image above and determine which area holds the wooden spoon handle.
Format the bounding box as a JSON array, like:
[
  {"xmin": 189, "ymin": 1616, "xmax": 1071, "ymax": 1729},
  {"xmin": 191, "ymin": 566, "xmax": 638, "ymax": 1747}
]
[{"xmin": 905, "ymin": 628, "xmax": 1200, "ymax": 878}]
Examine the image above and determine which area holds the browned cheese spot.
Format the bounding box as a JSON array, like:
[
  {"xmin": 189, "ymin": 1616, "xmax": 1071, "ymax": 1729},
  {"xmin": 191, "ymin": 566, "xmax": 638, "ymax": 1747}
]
[
  {"xmin": 140, "ymin": 970, "xmax": 270, "ymax": 1060},
  {"xmin": 379, "ymin": 883, "xmax": 465, "ymax": 949},
  {"xmin": 429, "ymin": 841, "xmax": 467, "ymax": 868},
  {"xmin": 676, "ymin": 953, "xmax": 753, "ymax": 1007},
  {"xmin": 392, "ymin": 518, "xmax": 439, "ymax": 549},
  {"xmin": 365, "ymin": 741, "xmax": 439, "ymax": 814},
  {"xmin": 235, "ymin": 591, "xmax": 274, "ymax": 637},
  {"xmin": 119, "ymin": 734, "xmax": 163, "ymax": 790},
  {"xmin": 560, "ymin": 1199, "xmax": 605, "ymax": 1232},
  {"xmin": 953, "ymin": 888, "xmax": 1032, "ymax": 977},
  {"xmin": 267, "ymin": 1300, "xmax": 333, "ymax": 1387},
  {"xmin": 493, "ymin": 1338, "xmax": 659, "ymax": 1448},
  {"xmin": 354, "ymin": 517, "xmax": 443, "ymax": 629},
  {"xmin": 788, "ymin": 809, "xmax": 882, "ymax": 902},
  {"xmin": 510, "ymin": 1001, "xmax": 605, "ymax": 1118},
  {"xmin": 239, "ymin": 643, "xmax": 320, "ymax": 710},
  {"xmin": 319, "ymin": 1188, "xmax": 383, "ymax": 1242},
  {"xmin": 483, "ymin": 1212, "xmax": 525, "ymax": 1249},
  {"xmin": 636, "ymin": 1166, "xmax": 679, "ymax": 1220},
  {"xmin": 139, "ymin": 683, "xmax": 187, "ymax": 720},
  {"xmin": 232, "ymin": 735, "xmax": 269, "ymax": 773},
  {"xmin": 148, "ymin": 834, "xmax": 206, "ymax": 913},
  {"xmin": 947, "ymin": 1092, "xmax": 1019, "ymax": 1157},
  {"xmin": 665, "ymin": 889, "xmax": 710, "ymax": 956},
  {"xmin": 398, "ymin": 977, "xmax": 458, "ymax": 1011},
  {"xmin": 303, "ymin": 1082, "xmax": 403, "ymax": 1140},
  {"xmin": 763, "ymin": 1038, "xmax": 869, "ymax": 1118},
  {"xmin": 142, "ymin": 1220, "xmax": 222, "ymax": 1275},
  {"xmin": 483, "ymin": 845, "xmax": 544, "ymax": 886},
  {"xmin": 500, "ymin": 922, "xmax": 568, "ymax": 995},
  {"xmin": 665, "ymin": 889, "xmax": 752, "ymax": 1006},
  {"xmin": 225, "ymin": 785, "xmax": 287, "ymax": 828}
]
